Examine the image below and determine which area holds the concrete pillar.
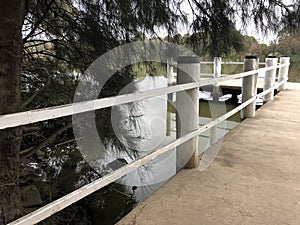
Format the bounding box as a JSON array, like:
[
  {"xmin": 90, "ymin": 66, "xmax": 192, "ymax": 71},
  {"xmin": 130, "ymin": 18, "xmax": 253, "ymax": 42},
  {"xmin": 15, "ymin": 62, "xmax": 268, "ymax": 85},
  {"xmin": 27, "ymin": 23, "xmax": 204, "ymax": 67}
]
[
  {"xmin": 264, "ymin": 56, "xmax": 278, "ymax": 102},
  {"xmin": 176, "ymin": 56, "xmax": 200, "ymax": 170},
  {"xmin": 278, "ymin": 56, "xmax": 290, "ymax": 91},
  {"xmin": 212, "ymin": 57, "xmax": 221, "ymax": 101},
  {"xmin": 167, "ymin": 58, "xmax": 174, "ymax": 86},
  {"xmin": 166, "ymin": 58, "xmax": 174, "ymax": 136},
  {"xmin": 241, "ymin": 56, "xmax": 259, "ymax": 119}
]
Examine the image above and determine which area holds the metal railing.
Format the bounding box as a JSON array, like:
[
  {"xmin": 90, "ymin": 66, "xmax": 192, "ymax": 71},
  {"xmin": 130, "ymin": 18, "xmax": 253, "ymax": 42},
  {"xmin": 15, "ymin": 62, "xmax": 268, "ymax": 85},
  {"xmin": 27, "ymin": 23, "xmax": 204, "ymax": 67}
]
[{"xmin": 4, "ymin": 56, "xmax": 290, "ymax": 225}]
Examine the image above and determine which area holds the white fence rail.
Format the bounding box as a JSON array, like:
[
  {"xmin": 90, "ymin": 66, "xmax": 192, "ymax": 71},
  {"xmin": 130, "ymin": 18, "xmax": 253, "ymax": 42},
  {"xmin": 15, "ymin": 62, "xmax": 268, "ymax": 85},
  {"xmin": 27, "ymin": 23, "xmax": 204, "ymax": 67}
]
[
  {"xmin": 6, "ymin": 56, "xmax": 290, "ymax": 225},
  {"xmin": 0, "ymin": 63, "xmax": 288, "ymax": 130}
]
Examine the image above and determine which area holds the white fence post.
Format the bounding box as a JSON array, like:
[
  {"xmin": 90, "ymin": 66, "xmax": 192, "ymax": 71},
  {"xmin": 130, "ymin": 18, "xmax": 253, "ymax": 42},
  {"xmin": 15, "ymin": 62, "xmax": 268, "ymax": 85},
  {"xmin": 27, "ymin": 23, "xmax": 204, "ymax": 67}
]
[
  {"xmin": 241, "ymin": 56, "xmax": 259, "ymax": 119},
  {"xmin": 167, "ymin": 58, "xmax": 174, "ymax": 86},
  {"xmin": 176, "ymin": 56, "xmax": 200, "ymax": 170},
  {"xmin": 212, "ymin": 57, "xmax": 222, "ymax": 101},
  {"xmin": 278, "ymin": 56, "xmax": 290, "ymax": 91},
  {"xmin": 210, "ymin": 57, "xmax": 222, "ymax": 145},
  {"xmin": 166, "ymin": 58, "xmax": 174, "ymax": 136},
  {"xmin": 264, "ymin": 56, "xmax": 278, "ymax": 102}
]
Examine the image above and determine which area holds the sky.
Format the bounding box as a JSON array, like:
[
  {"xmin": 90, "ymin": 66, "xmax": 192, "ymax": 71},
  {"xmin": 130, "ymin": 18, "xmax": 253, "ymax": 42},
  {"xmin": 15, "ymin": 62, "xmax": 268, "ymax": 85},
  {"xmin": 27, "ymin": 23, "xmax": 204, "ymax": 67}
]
[
  {"xmin": 155, "ymin": 0, "xmax": 295, "ymax": 45},
  {"xmin": 236, "ymin": 21, "xmax": 277, "ymax": 45},
  {"xmin": 237, "ymin": 0, "xmax": 295, "ymax": 45}
]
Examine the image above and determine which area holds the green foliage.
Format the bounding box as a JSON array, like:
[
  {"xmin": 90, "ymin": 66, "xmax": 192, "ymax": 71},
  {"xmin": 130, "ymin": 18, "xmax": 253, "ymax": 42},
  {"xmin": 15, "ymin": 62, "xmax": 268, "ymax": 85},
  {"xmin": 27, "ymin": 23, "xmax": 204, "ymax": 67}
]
[
  {"xmin": 270, "ymin": 30, "xmax": 300, "ymax": 82},
  {"xmin": 282, "ymin": 2, "xmax": 300, "ymax": 33},
  {"xmin": 19, "ymin": 1, "xmax": 185, "ymax": 223}
]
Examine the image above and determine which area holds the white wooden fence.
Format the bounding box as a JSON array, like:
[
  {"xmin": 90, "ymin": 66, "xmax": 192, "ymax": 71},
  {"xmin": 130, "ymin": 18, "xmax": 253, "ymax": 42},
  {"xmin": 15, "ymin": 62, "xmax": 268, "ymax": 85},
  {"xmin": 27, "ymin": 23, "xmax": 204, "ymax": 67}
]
[{"xmin": 4, "ymin": 56, "xmax": 290, "ymax": 225}]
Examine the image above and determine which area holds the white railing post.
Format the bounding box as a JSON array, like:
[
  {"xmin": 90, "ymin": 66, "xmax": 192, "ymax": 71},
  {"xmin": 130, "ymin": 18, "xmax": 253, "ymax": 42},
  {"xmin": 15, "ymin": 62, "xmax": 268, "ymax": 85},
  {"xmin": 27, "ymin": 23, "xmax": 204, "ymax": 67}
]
[
  {"xmin": 166, "ymin": 58, "xmax": 174, "ymax": 136},
  {"xmin": 212, "ymin": 57, "xmax": 221, "ymax": 101},
  {"xmin": 176, "ymin": 56, "xmax": 200, "ymax": 170},
  {"xmin": 210, "ymin": 57, "xmax": 222, "ymax": 145},
  {"xmin": 241, "ymin": 56, "xmax": 259, "ymax": 119},
  {"xmin": 167, "ymin": 58, "xmax": 174, "ymax": 86},
  {"xmin": 278, "ymin": 56, "xmax": 290, "ymax": 91},
  {"xmin": 264, "ymin": 56, "xmax": 278, "ymax": 102}
]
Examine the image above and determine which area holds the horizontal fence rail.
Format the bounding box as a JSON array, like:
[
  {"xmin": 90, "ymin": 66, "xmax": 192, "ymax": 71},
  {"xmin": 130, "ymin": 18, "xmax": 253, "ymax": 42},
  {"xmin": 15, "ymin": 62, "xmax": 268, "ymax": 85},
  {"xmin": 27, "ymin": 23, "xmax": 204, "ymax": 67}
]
[
  {"xmin": 0, "ymin": 63, "xmax": 289, "ymax": 130},
  {"xmin": 257, "ymin": 79, "xmax": 287, "ymax": 98},
  {"xmin": 6, "ymin": 56, "xmax": 290, "ymax": 225},
  {"xmin": 8, "ymin": 93, "xmax": 259, "ymax": 225}
]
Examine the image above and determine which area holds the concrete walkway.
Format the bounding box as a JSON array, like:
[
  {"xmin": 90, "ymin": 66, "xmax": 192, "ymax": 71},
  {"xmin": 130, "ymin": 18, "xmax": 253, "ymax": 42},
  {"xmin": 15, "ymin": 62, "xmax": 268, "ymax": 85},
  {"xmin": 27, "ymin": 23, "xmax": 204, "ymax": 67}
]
[{"xmin": 117, "ymin": 89, "xmax": 300, "ymax": 225}]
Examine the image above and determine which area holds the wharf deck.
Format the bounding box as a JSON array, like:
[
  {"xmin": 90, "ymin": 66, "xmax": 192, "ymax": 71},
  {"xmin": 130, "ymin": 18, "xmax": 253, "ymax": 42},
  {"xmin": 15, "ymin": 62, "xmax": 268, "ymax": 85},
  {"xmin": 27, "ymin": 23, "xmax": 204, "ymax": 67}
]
[{"xmin": 117, "ymin": 88, "xmax": 300, "ymax": 225}]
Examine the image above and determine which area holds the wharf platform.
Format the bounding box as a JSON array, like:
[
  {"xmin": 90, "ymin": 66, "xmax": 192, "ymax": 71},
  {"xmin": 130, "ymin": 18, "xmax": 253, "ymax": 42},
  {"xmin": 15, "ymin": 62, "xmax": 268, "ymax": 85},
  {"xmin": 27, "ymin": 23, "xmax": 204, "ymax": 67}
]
[{"xmin": 117, "ymin": 88, "xmax": 300, "ymax": 225}]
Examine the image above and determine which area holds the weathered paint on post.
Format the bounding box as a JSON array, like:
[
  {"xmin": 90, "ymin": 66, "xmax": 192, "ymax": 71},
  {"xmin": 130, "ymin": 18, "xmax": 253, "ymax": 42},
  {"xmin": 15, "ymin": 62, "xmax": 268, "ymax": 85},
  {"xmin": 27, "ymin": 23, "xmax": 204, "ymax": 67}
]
[
  {"xmin": 176, "ymin": 56, "xmax": 200, "ymax": 170},
  {"xmin": 264, "ymin": 56, "xmax": 278, "ymax": 102},
  {"xmin": 166, "ymin": 58, "xmax": 174, "ymax": 136},
  {"xmin": 241, "ymin": 56, "xmax": 259, "ymax": 119},
  {"xmin": 210, "ymin": 57, "xmax": 222, "ymax": 145},
  {"xmin": 212, "ymin": 57, "xmax": 222, "ymax": 101},
  {"xmin": 278, "ymin": 57, "xmax": 290, "ymax": 91}
]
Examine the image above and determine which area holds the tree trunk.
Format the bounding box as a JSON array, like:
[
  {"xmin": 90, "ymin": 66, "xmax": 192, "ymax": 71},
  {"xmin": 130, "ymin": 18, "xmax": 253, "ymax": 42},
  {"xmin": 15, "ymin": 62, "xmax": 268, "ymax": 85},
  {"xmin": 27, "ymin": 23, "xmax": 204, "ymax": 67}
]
[{"xmin": 0, "ymin": 0, "xmax": 25, "ymax": 223}]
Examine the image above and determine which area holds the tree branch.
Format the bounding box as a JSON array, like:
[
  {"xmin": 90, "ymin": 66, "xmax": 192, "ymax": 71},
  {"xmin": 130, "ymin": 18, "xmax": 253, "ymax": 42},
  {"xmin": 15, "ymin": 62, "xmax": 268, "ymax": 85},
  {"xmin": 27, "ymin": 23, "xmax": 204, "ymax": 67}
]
[
  {"xmin": 24, "ymin": 50, "xmax": 71, "ymax": 62},
  {"xmin": 23, "ymin": 0, "xmax": 56, "ymax": 42},
  {"xmin": 54, "ymin": 138, "xmax": 76, "ymax": 147},
  {"xmin": 21, "ymin": 67, "xmax": 51, "ymax": 109},
  {"xmin": 20, "ymin": 122, "xmax": 72, "ymax": 159},
  {"xmin": 24, "ymin": 39, "xmax": 59, "ymax": 49}
]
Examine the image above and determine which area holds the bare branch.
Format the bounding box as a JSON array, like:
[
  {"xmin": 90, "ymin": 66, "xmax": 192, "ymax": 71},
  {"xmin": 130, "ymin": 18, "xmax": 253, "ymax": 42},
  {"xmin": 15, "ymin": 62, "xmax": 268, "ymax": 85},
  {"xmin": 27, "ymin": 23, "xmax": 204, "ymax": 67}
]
[
  {"xmin": 23, "ymin": 0, "xmax": 56, "ymax": 42},
  {"xmin": 54, "ymin": 138, "xmax": 76, "ymax": 147},
  {"xmin": 21, "ymin": 67, "xmax": 51, "ymax": 109},
  {"xmin": 24, "ymin": 39, "xmax": 59, "ymax": 49},
  {"xmin": 20, "ymin": 122, "xmax": 72, "ymax": 159}
]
